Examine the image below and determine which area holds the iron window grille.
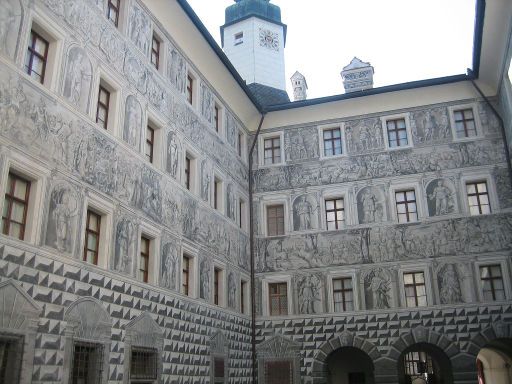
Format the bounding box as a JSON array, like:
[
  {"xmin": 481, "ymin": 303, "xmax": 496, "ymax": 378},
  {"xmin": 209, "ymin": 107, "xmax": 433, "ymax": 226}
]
[
  {"xmin": 2, "ymin": 173, "xmax": 31, "ymax": 240},
  {"xmin": 71, "ymin": 341, "xmax": 104, "ymax": 384},
  {"xmin": 130, "ymin": 347, "xmax": 158, "ymax": 381},
  {"xmin": 0, "ymin": 335, "xmax": 24, "ymax": 384},
  {"xmin": 213, "ymin": 357, "xmax": 225, "ymax": 383},
  {"xmin": 265, "ymin": 360, "xmax": 293, "ymax": 384},
  {"xmin": 403, "ymin": 350, "xmax": 434, "ymax": 382}
]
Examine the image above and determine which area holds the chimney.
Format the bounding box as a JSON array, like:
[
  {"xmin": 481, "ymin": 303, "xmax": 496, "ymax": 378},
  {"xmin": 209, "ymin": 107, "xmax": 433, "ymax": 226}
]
[
  {"xmin": 341, "ymin": 57, "xmax": 374, "ymax": 93},
  {"xmin": 290, "ymin": 71, "xmax": 308, "ymax": 101}
]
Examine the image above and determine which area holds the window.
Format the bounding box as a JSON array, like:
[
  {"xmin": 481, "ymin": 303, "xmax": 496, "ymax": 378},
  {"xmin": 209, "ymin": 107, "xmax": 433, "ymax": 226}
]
[
  {"xmin": 403, "ymin": 350, "xmax": 435, "ymax": 382},
  {"xmin": 107, "ymin": 0, "xmax": 120, "ymax": 27},
  {"xmin": 234, "ymin": 32, "xmax": 243, "ymax": 45},
  {"xmin": 265, "ymin": 361, "xmax": 293, "ymax": 384},
  {"xmin": 25, "ymin": 30, "xmax": 49, "ymax": 84},
  {"xmin": 214, "ymin": 104, "xmax": 220, "ymax": 132},
  {"xmin": 0, "ymin": 335, "xmax": 24, "ymax": 384},
  {"xmin": 2, "ymin": 173, "xmax": 31, "ymax": 240},
  {"xmin": 239, "ymin": 198, "xmax": 246, "ymax": 230},
  {"xmin": 214, "ymin": 268, "xmax": 220, "ymax": 305},
  {"xmin": 238, "ymin": 131, "xmax": 243, "ymax": 157},
  {"xmin": 151, "ymin": 34, "xmax": 160, "ymax": 69},
  {"xmin": 139, "ymin": 236, "xmax": 150, "ymax": 283},
  {"xmin": 213, "ymin": 357, "xmax": 225, "ymax": 384},
  {"xmin": 186, "ymin": 74, "xmax": 193, "ymax": 104},
  {"xmin": 83, "ymin": 210, "xmax": 101, "ymax": 265},
  {"xmin": 266, "ymin": 205, "xmax": 285, "ymax": 236},
  {"xmin": 325, "ymin": 198, "xmax": 344, "ymax": 230},
  {"xmin": 240, "ymin": 280, "xmax": 248, "ymax": 314},
  {"xmin": 386, "ymin": 118, "xmax": 408, "ymax": 148},
  {"xmin": 323, "ymin": 127, "xmax": 342, "ymax": 156},
  {"xmin": 404, "ymin": 272, "xmax": 427, "ymax": 308},
  {"xmin": 130, "ymin": 347, "xmax": 158, "ymax": 382},
  {"xmin": 264, "ymin": 137, "xmax": 281, "ymax": 165},
  {"xmin": 332, "ymin": 277, "xmax": 353, "ymax": 312},
  {"xmin": 466, "ymin": 181, "xmax": 491, "ymax": 215},
  {"xmin": 185, "ymin": 154, "xmax": 192, "ymax": 191},
  {"xmin": 182, "ymin": 255, "xmax": 191, "ymax": 296},
  {"xmin": 480, "ymin": 265, "xmax": 505, "ymax": 301},
  {"xmin": 71, "ymin": 342, "xmax": 104, "ymax": 384},
  {"xmin": 146, "ymin": 125, "xmax": 155, "ymax": 163},
  {"xmin": 395, "ymin": 190, "xmax": 418, "ymax": 223},
  {"xmin": 269, "ymin": 282, "xmax": 288, "ymax": 316},
  {"xmin": 453, "ymin": 108, "xmax": 477, "ymax": 138},
  {"xmin": 214, "ymin": 177, "xmax": 223, "ymax": 211},
  {"xmin": 96, "ymin": 85, "xmax": 110, "ymax": 130}
]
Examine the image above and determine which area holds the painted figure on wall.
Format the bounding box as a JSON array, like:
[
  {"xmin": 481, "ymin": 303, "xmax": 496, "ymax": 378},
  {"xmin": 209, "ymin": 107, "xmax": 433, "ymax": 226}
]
[
  {"xmin": 161, "ymin": 241, "xmax": 178, "ymax": 291},
  {"xmin": 428, "ymin": 179, "xmax": 453, "ymax": 216},
  {"xmin": 228, "ymin": 272, "xmax": 237, "ymax": 309},
  {"xmin": 201, "ymin": 160, "xmax": 210, "ymax": 202},
  {"xmin": 200, "ymin": 257, "xmax": 211, "ymax": 301},
  {"xmin": 114, "ymin": 217, "xmax": 136, "ymax": 275},
  {"xmin": 123, "ymin": 95, "xmax": 142, "ymax": 149},
  {"xmin": 166, "ymin": 131, "xmax": 180, "ymax": 179},
  {"xmin": 168, "ymin": 47, "xmax": 186, "ymax": 93},
  {"xmin": 63, "ymin": 47, "xmax": 92, "ymax": 113},
  {"xmin": 297, "ymin": 274, "xmax": 321, "ymax": 314},
  {"xmin": 128, "ymin": 5, "xmax": 151, "ymax": 55},
  {"xmin": 0, "ymin": 0, "xmax": 22, "ymax": 60},
  {"xmin": 438, "ymin": 264, "xmax": 463, "ymax": 304},
  {"xmin": 294, "ymin": 195, "xmax": 312, "ymax": 231}
]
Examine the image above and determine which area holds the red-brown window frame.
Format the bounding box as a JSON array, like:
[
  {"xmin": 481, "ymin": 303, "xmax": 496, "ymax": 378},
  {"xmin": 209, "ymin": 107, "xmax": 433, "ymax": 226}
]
[
  {"xmin": 185, "ymin": 156, "xmax": 191, "ymax": 190},
  {"xmin": 266, "ymin": 204, "xmax": 285, "ymax": 236},
  {"xmin": 214, "ymin": 105, "xmax": 220, "ymax": 132},
  {"xmin": 2, "ymin": 173, "xmax": 31, "ymax": 240},
  {"xmin": 240, "ymin": 280, "xmax": 246, "ymax": 314},
  {"xmin": 238, "ymin": 132, "xmax": 243, "ymax": 157},
  {"xmin": 386, "ymin": 118, "xmax": 408, "ymax": 147},
  {"xmin": 182, "ymin": 255, "xmax": 190, "ymax": 295},
  {"xmin": 454, "ymin": 108, "xmax": 477, "ymax": 138},
  {"xmin": 214, "ymin": 268, "xmax": 220, "ymax": 305},
  {"xmin": 96, "ymin": 85, "xmax": 110, "ymax": 130},
  {"xmin": 325, "ymin": 198, "xmax": 344, "ymax": 230},
  {"xmin": 404, "ymin": 272, "xmax": 426, "ymax": 307},
  {"xmin": 145, "ymin": 125, "xmax": 155, "ymax": 163},
  {"xmin": 268, "ymin": 282, "xmax": 288, "ymax": 316},
  {"xmin": 186, "ymin": 75, "xmax": 193, "ymax": 104},
  {"xmin": 25, "ymin": 30, "xmax": 49, "ymax": 84},
  {"xmin": 139, "ymin": 236, "xmax": 150, "ymax": 283},
  {"xmin": 107, "ymin": 0, "xmax": 120, "ymax": 27},
  {"xmin": 151, "ymin": 34, "xmax": 160, "ymax": 69},
  {"xmin": 332, "ymin": 277, "xmax": 353, "ymax": 312},
  {"xmin": 83, "ymin": 210, "xmax": 101, "ymax": 265}
]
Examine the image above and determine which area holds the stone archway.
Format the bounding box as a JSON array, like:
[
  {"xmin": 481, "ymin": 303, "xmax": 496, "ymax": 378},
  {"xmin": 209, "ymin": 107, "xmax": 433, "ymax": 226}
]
[{"xmin": 311, "ymin": 331, "xmax": 381, "ymax": 384}]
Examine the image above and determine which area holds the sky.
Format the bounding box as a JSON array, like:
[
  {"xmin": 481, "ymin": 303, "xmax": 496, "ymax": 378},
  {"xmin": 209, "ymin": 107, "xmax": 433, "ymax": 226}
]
[{"xmin": 186, "ymin": 0, "xmax": 477, "ymax": 99}]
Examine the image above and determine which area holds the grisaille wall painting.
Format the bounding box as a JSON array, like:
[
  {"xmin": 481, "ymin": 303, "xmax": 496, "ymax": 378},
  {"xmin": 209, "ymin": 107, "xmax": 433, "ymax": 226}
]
[
  {"xmin": 123, "ymin": 95, "xmax": 143, "ymax": 150},
  {"xmin": 62, "ymin": 46, "xmax": 93, "ymax": 114},
  {"xmin": 0, "ymin": 0, "xmax": 22, "ymax": 60}
]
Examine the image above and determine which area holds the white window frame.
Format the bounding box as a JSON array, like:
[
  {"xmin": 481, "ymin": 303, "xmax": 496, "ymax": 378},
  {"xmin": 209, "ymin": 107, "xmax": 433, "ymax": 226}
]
[
  {"xmin": 91, "ymin": 68, "xmax": 122, "ymax": 135},
  {"xmin": 237, "ymin": 130, "xmax": 247, "ymax": 161},
  {"xmin": 258, "ymin": 131, "xmax": 285, "ymax": 167},
  {"xmin": 24, "ymin": 8, "xmax": 66, "ymax": 92},
  {"xmin": 318, "ymin": 124, "xmax": 346, "ymax": 160},
  {"xmin": 80, "ymin": 191, "xmax": 114, "ymax": 270},
  {"xmin": 326, "ymin": 269, "xmax": 359, "ymax": 313},
  {"xmin": 398, "ymin": 264, "xmax": 433, "ymax": 308},
  {"xmin": 321, "ymin": 187, "xmax": 353, "ymax": 230},
  {"xmin": 261, "ymin": 275, "xmax": 293, "ymax": 317},
  {"xmin": 474, "ymin": 257, "xmax": 511, "ymax": 302},
  {"xmin": 183, "ymin": 145, "xmax": 200, "ymax": 194},
  {"xmin": 146, "ymin": 110, "xmax": 165, "ymax": 170},
  {"xmin": 240, "ymin": 275, "xmax": 250, "ymax": 315},
  {"xmin": 212, "ymin": 262, "xmax": 226, "ymax": 308},
  {"xmin": 381, "ymin": 112, "xmax": 413, "ymax": 151},
  {"xmin": 448, "ymin": 103, "xmax": 483, "ymax": 141},
  {"xmin": 181, "ymin": 245, "xmax": 198, "ymax": 298},
  {"xmin": 460, "ymin": 172, "xmax": 499, "ymax": 216},
  {"xmin": 389, "ymin": 181, "xmax": 425, "ymax": 224},
  {"xmin": 0, "ymin": 152, "xmax": 49, "ymax": 245},
  {"xmin": 137, "ymin": 221, "xmax": 160, "ymax": 285},
  {"xmin": 260, "ymin": 196, "xmax": 289, "ymax": 237},
  {"xmin": 234, "ymin": 31, "xmax": 244, "ymax": 46}
]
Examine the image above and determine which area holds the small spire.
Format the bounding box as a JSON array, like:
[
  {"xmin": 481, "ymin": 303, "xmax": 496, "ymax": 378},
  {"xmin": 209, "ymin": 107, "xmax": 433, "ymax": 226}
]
[{"xmin": 291, "ymin": 71, "xmax": 308, "ymax": 101}]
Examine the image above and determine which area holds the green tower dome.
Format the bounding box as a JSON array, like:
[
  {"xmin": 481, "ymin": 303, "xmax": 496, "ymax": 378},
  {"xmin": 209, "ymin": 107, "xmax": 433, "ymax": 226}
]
[{"xmin": 225, "ymin": 0, "xmax": 282, "ymax": 25}]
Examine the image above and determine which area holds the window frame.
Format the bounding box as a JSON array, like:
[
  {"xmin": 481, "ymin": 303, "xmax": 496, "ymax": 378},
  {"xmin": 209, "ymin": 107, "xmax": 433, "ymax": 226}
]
[
  {"xmin": 25, "ymin": 29, "xmax": 49, "ymax": 85},
  {"xmin": 92, "ymin": 70, "xmax": 121, "ymax": 134},
  {"xmin": 212, "ymin": 173, "xmax": 225, "ymax": 213},
  {"xmin": 183, "ymin": 147, "xmax": 199, "ymax": 194},
  {"xmin": 137, "ymin": 222, "xmax": 160, "ymax": 285},
  {"xmin": 262, "ymin": 275, "xmax": 293, "ymax": 317},
  {"xmin": 186, "ymin": 71, "xmax": 198, "ymax": 106},
  {"xmin": 150, "ymin": 33, "xmax": 161, "ymax": 70},
  {"xmin": 234, "ymin": 31, "xmax": 244, "ymax": 46},
  {"xmin": 259, "ymin": 132, "xmax": 285, "ymax": 167},
  {"xmin": 474, "ymin": 258, "xmax": 511, "ymax": 302},
  {"xmin": 261, "ymin": 197, "xmax": 289, "ymax": 237},
  {"xmin": 240, "ymin": 276, "xmax": 250, "ymax": 315},
  {"xmin": 2, "ymin": 173, "xmax": 31, "ymax": 241},
  {"xmin": 266, "ymin": 204, "xmax": 285, "ymax": 237},
  {"xmin": 238, "ymin": 194, "xmax": 248, "ymax": 231},
  {"xmin": 460, "ymin": 173, "xmax": 498, "ymax": 216},
  {"xmin": 96, "ymin": 84, "xmax": 111, "ymax": 130},
  {"xmin": 145, "ymin": 111, "xmax": 164, "ymax": 169},
  {"xmin": 319, "ymin": 124, "xmax": 346, "ymax": 159},
  {"xmin": 389, "ymin": 182, "xmax": 424, "ymax": 224},
  {"xmin": 398, "ymin": 265, "xmax": 433, "ymax": 308},
  {"xmin": 212, "ymin": 263, "xmax": 226, "ymax": 307},
  {"xmin": 327, "ymin": 270, "xmax": 358, "ymax": 312},
  {"xmin": 70, "ymin": 341, "xmax": 105, "ymax": 384},
  {"xmin": 380, "ymin": 113, "xmax": 413, "ymax": 150},
  {"xmin": 324, "ymin": 196, "xmax": 345, "ymax": 231},
  {"xmin": 181, "ymin": 246, "xmax": 198, "ymax": 298},
  {"xmin": 107, "ymin": 0, "xmax": 121, "ymax": 28},
  {"xmin": 448, "ymin": 103, "xmax": 482, "ymax": 141}
]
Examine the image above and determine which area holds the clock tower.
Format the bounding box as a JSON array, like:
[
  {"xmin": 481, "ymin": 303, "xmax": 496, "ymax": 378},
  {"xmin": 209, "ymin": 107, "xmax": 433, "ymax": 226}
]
[{"xmin": 221, "ymin": 0, "xmax": 287, "ymax": 93}]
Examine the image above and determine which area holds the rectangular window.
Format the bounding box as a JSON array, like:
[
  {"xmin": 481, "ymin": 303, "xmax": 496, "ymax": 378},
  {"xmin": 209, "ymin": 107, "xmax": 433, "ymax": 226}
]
[
  {"xmin": 182, "ymin": 255, "xmax": 190, "ymax": 296},
  {"xmin": 139, "ymin": 236, "xmax": 150, "ymax": 283},
  {"xmin": 239, "ymin": 199, "xmax": 246, "ymax": 229},
  {"xmin": 186, "ymin": 75, "xmax": 193, "ymax": 104},
  {"xmin": 395, "ymin": 190, "xmax": 418, "ymax": 223},
  {"xmin": 323, "ymin": 128, "xmax": 342, "ymax": 156},
  {"xmin": 131, "ymin": 347, "xmax": 158, "ymax": 381},
  {"xmin": 151, "ymin": 34, "xmax": 160, "ymax": 69},
  {"xmin": 84, "ymin": 210, "xmax": 101, "ymax": 265},
  {"xmin": 214, "ymin": 105, "xmax": 220, "ymax": 132},
  {"xmin": 265, "ymin": 360, "xmax": 293, "ymax": 384},
  {"xmin": 267, "ymin": 205, "xmax": 285, "ymax": 236},
  {"xmin": 145, "ymin": 125, "xmax": 155, "ymax": 163},
  {"xmin": 0, "ymin": 335, "xmax": 24, "ymax": 384},
  {"xmin": 269, "ymin": 282, "xmax": 288, "ymax": 316},
  {"xmin": 214, "ymin": 268, "xmax": 220, "ymax": 305},
  {"xmin": 2, "ymin": 173, "xmax": 31, "ymax": 240},
  {"xmin": 214, "ymin": 178, "xmax": 221, "ymax": 210},
  {"xmin": 96, "ymin": 85, "xmax": 110, "ymax": 130},
  {"xmin": 325, "ymin": 198, "xmax": 344, "ymax": 230},
  {"xmin": 185, "ymin": 155, "xmax": 192, "ymax": 190},
  {"xmin": 404, "ymin": 272, "xmax": 427, "ymax": 308},
  {"xmin": 107, "ymin": 0, "xmax": 120, "ymax": 27},
  {"xmin": 480, "ymin": 265, "xmax": 505, "ymax": 301},
  {"xmin": 71, "ymin": 342, "xmax": 104, "ymax": 384},
  {"xmin": 264, "ymin": 137, "xmax": 281, "ymax": 165},
  {"xmin": 454, "ymin": 108, "xmax": 477, "ymax": 138},
  {"xmin": 25, "ymin": 30, "xmax": 49, "ymax": 84},
  {"xmin": 467, "ymin": 181, "xmax": 491, "ymax": 215},
  {"xmin": 241, "ymin": 280, "xmax": 247, "ymax": 314},
  {"xmin": 238, "ymin": 132, "xmax": 243, "ymax": 157},
  {"xmin": 332, "ymin": 277, "xmax": 353, "ymax": 312},
  {"xmin": 214, "ymin": 357, "xmax": 225, "ymax": 383},
  {"xmin": 386, "ymin": 118, "xmax": 408, "ymax": 148},
  {"xmin": 234, "ymin": 32, "xmax": 244, "ymax": 45}
]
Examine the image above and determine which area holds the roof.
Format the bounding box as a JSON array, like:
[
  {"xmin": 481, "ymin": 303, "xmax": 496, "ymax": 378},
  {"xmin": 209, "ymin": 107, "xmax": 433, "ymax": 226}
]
[
  {"xmin": 247, "ymin": 83, "xmax": 290, "ymax": 108},
  {"xmin": 342, "ymin": 57, "xmax": 374, "ymax": 72}
]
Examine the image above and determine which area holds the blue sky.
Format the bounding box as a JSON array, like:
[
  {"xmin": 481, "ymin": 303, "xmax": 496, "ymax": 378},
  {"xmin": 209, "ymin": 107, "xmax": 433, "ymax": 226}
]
[{"xmin": 186, "ymin": 0, "xmax": 476, "ymax": 98}]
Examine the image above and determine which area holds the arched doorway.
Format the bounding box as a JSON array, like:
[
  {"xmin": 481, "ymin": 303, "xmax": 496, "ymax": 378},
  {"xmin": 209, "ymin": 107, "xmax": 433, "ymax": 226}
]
[
  {"xmin": 476, "ymin": 339, "xmax": 512, "ymax": 384},
  {"xmin": 397, "ymin": 343, "xmax": 453, "ymax": 384},
  {"xmin": 326, "ymin": 347, "xmax": 375, "ymax": 384}
]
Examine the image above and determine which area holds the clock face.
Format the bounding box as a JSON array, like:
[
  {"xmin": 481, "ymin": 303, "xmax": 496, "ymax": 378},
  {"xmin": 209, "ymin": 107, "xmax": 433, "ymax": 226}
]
[{"xmin": 259, "ymin": 29, "xmax": 279, "ymax": 51}]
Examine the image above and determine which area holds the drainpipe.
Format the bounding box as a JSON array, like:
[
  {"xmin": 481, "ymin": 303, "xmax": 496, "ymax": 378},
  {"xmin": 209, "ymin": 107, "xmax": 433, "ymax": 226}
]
[
  {"xmin": 248, "ymin": 112, "xmax": 266, "ymax": 384},
  {"xmin": 467, "ymin": 69, "xmax": 512, "ymax": 190}
]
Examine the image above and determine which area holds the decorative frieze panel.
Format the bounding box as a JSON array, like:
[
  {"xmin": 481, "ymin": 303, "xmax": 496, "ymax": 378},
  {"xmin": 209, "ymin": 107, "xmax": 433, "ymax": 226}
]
[
  {"xmin": 0, "ymin": 0, "xmax": 23, "ymax": 61},
  {"xmin": 345, "ymin": 117, "xmax": 384, "ymax": 154},
  {"xmin": 62, "ymin": 46, "xmax": 93, "ymax": 114},
  {"xmin": 284, "ymin": 127, "xmax": 319, "ymax": 162}
]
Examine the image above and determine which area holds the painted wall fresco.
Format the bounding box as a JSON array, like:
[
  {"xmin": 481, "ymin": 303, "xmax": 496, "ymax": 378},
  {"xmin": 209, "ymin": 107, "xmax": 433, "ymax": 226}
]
[{"xmin": 0, "ymin": 0, "xmax": 22, "ymax": 60}]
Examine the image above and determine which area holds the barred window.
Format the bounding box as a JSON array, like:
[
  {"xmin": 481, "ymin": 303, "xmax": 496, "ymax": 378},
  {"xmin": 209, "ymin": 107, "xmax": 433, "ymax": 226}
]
[
  {"xmin": 269, "ymin": 282, "xmax": 288, "ymax": 316},
  {"xmin": 0, "ymin": 335, "xmax": 24, "ymax": 384},
  {"xmin": 71, "ymin": 342, "xmax": 104, "ymax": 384},
  {"xmin": 403, "ymin": 350, "xmax": 434, "ymax": 378},
  {"xmin": 265, "ymin": 360, "xmax": 293, "ymax": 384},
  {"xmin": 131, "ymin": 347, "xmax": 158, "ymax": 381}
]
